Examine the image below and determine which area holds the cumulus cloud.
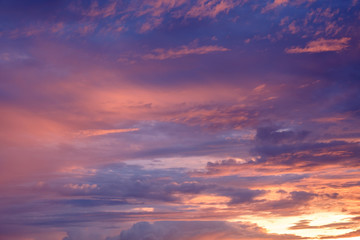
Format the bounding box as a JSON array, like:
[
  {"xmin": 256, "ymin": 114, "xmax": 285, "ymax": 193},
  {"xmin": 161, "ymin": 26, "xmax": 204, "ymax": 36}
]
[
  {"xmin": 117, "ymin": 221, "xmax": 303, "ymax": 240},
  {"xmin": 286, "ymin": 38, "xmax": 351, "ymax": 53}
]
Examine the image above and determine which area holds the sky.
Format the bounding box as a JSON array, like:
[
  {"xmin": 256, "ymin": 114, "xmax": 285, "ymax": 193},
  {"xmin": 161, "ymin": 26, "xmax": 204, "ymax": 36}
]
[{"xmin": 0, "ymin": 0, "xmax": 360, "ymax": 239}]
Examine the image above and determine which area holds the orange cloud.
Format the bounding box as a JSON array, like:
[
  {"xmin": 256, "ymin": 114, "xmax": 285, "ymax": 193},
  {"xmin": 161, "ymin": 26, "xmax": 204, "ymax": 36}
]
[
  {"xmin": 286, "ymin": 37, "xmax": 351, "ymax": 53},
  {"xmin": 320, "ymin": 229, "xmax": 360, "ymax": 239},
  {"xmin": 77, "ymin": 128, "xmax": 139, "ymax": 137}
]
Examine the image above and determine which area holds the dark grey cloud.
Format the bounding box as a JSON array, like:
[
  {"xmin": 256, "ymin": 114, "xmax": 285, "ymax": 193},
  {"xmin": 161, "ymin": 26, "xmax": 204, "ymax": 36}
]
[
  {"xmin": 224, "ymin": 188, "xmax": 266, "ymax": 205},
  {"xmin": 255, "ymin": 127, "xmax": 310, "ymax": 144},
  {"xmin": 50, "ymin": 163, "xmax": 264, "ymax": 206},
  {"xmin": 249, "ymin": 125, "xmax": 360, "ymax": 169},
  {"xmin": 59, "ymin": 198, "xmax": 129, "ymax": 207},
  {"xmin": 256, "ymin": 191, "xmax": 318, "ymax": 215},
  {"xmin": 205, "ymin": 173, "xmax": 309, "ymax": 188}
]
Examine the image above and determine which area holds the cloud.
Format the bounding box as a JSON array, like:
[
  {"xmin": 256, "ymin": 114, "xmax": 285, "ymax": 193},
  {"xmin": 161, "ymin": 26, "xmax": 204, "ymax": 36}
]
[
  {"xmin": 59, "ymin": 198, "xmax": 128, "ymax": 207},
  {"xmin": 143, "ymin": 44, "xmax": 229, "ymax": 60},
  {"xmin": 135, "ymin": 0, "xmax": 188, "ymax": 32},
  {"xmin": 221, "ymin": 188, "xmax": 266, "ymax": 205},
  {"xmin": 1, "ymin": 1, "xmax": 360, "ymax": 239},
  {"xmin": 186, "ymin": 0, "xmax": 241, "ymax": 19},
  {"xmin": 319, "ymin": 229, "xmax": 360, "ymax": 239},
  {"xmin": 81, "ymin": 1, "xmax": 118, "ymax": 18},
  {"xmin": 204, "ymin": 159, "xmax": 249, "ymax": 175},
  {"xmin": 118, "ymin": 221, "xmax": 304, "ymax": 240},
  {"xmin": 289, "ymin": 219, "xmax": 357, "ymax": 230},
  {"xmin": 0, "ymin": 52, "xmax": 30, "ymax": 62},
  {"xmin": 136, "ymin": 0, "xmax": 242, "ymax": 32},
  {"xmin": 252, "ymin": 140, "xmax": 360, "ymax": 168},
  {"xmin": 256, "ymin": 191, "xmax": 318, "ymax": 215},
  {"xmin": 48, "ymin": 164, "xmax": 212, "ymax": 204},
  {"xmin": 136, "ymin": 0, "xmax": 187, "ymax": 18},
  {"xmin": 262, "ymin": 0, "xmax": 289, "ymax": 12},
  {"xmin": 255, "ymin": 127, "xmax": 309, "ymax": 144},
  {"xmin": 77, "ymin": 128, "xmax": 139, "ymax": 137},
  {"xmin": 245, "ymin": 127, "xmax": 360, "ymax": 170},
  {"xmin": 286, "ymin": 38, "xmax": 351, "ymax": 53}
]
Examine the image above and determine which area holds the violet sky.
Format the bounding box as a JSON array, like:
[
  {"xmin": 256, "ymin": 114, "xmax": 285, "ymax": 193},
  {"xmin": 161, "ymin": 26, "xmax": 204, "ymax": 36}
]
[{"xmin": 1, "ymin": 0, "xmax": 360, "ymax": 239}]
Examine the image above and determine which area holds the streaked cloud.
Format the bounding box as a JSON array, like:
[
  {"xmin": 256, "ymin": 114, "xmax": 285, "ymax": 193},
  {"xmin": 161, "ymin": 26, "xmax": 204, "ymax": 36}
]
[
  {"xmin": 143, "ymin": 44, "xmax": 229, "ymax": 60},
  {"xmin": 77, "ymin": 128, "xmax": 139, "ymax": 137},
  {"xmin": 0, "ymin": 52, "xmax": 30, "ymax": 62},
  {"xmin": 186, "ymin": 0, "xmax": 242, "ymax": 18},
  {"xmin": 286, "ymin": 38, "xmax": 351, "ymax": 53},
  {"xmin": 81, "ymin": 1, "xmax": 118, "ymax": 18},
  {"xmin": 262, "ymin": 0, "xmax": 289, "ymax": 12}
]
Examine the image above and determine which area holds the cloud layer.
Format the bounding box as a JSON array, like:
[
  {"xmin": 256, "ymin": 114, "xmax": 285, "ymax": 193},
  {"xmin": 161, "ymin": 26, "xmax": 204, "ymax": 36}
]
[{"xmin": 0, "ymin": 0, "xmax": 360, "ymax": 240}]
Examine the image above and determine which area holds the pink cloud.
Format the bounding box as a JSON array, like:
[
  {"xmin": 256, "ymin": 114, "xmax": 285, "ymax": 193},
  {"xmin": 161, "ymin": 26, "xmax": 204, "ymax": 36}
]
[
  {"xmin": 136, "ymin": 0, "xmax": 244, "ymax": 32},
  {"xmin": 136, "ymin": 0, "xmax": 187, "ymax": 32},
  {"xmin": 77, "ymin": 128, "xmax": 139, "ymax": 137},
  {"xmin": 288, "ymin": 21, "xmax": 299, "ymax": 34},
  {"xmin": 139, "ymin": 17, "xmax": 163, "ymax": 33},
  {"xmin": 79, "ymin": 1, "xmax": 118, "ymax": 18},
  {"xmin": 136, "ymin": 0, "xmax": 188, "ymax": 17},
  {"xmin": 262, "ymin": 0, "xmax": 288, "ymax": 12},
  {"xmin": 285, "ymin": 37, "xmax": 351, "ymax": 53},
  {"xmin": 77, "ymin": 23, "xmax": 97, "ymax": 35},
  {"xmin": 186, "ymin": 0, "xmax": 242, "ymax": 19},
  {"xmin": 143, "ymin": 44, "xmax": 229, "ymax": 60}
]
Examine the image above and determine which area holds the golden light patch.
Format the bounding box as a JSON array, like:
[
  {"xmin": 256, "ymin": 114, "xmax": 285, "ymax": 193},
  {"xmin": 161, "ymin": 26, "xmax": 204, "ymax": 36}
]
[{"xmin": 231, "ymin": 212, "xmax": 359, "ymax": 239}]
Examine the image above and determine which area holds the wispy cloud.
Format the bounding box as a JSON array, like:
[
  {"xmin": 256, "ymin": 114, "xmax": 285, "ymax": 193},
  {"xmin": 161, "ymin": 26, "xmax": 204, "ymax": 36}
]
[
  {"xmin": 136, "ymin": 0, "xmax": 188, "ymax": 32},
  {"xmin": 286, "ymin": 37, "xmax": 351, "ymax": 53},
  {"xmin": 262, "ymin": 0, "xmax": 288, "ymax": 12},
  {"xmin": 186, "ymin": 0, "xmax": 241, "ymax": 19},
  {"xmin": 0, "ymin": 52, "xmax": 30, "ymax": 62},
  {"xmin": 143, "ymin": 44, "xmax": 229, "ymax": 60},
  {"xmin": 78, "ymin": 128, "xmax": 139, "ymax": 137},
  {"xmin": 73, "ymin": 0, "xmax": 118, "ymax": 18}
]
